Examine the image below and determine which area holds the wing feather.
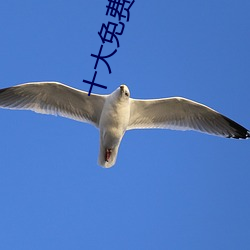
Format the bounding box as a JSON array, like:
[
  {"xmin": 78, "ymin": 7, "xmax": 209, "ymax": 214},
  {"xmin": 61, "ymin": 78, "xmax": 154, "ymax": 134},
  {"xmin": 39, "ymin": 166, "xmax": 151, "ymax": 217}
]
[
  {"xmin": 0, "ymin": 82, "xmax": 106, "ymax": 127},
  {"xmin": 128, "ymin": 97, "xmax": 249, "ymax": 139}
]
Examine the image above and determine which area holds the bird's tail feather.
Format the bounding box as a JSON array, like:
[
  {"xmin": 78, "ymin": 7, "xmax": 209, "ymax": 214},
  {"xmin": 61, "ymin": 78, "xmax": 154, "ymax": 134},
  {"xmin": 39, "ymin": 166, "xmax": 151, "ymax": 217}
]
[{"xmin": 98, "ymin": 144, "xmax": 118, "ymax": 168}]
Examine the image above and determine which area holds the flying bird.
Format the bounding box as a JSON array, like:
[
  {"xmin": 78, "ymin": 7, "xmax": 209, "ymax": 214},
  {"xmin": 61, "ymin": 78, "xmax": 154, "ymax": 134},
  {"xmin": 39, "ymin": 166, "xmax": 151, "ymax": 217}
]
[{"xmin": 0, "ymin": 82, "xmax": 249, "ymax": 168}]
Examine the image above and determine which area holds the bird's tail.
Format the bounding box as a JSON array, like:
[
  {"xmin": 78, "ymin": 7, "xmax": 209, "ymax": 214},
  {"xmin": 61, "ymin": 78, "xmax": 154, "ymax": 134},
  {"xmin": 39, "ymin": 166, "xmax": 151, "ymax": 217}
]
[{"xmin": 98, "ymin": 144, "xmax": 119, "ymax": 168}]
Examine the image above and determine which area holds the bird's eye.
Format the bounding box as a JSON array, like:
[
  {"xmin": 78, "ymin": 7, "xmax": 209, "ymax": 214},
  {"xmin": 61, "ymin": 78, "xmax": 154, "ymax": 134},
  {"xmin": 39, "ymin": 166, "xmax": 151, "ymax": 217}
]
[{"xmin": 125, "ymin": 92, "xmax": 129, "ymax": 97}]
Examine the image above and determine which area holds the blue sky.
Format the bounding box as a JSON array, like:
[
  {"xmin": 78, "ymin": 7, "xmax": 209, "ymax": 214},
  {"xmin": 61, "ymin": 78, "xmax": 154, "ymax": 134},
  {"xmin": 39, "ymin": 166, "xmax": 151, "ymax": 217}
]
[{"xmin": 0, "ymin": 1, "xmax": 249, "ymax": 249}]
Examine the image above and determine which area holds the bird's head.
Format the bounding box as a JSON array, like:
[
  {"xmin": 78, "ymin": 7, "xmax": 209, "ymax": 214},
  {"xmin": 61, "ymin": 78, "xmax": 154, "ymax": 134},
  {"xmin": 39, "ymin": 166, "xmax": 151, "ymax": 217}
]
[
  {"xmin": 110, "ymin": 84, "xmax": 130, "ymax": 103},
  {"xmin": 119, "ymin": 84, "xmax": 130, "ymax": 98}
]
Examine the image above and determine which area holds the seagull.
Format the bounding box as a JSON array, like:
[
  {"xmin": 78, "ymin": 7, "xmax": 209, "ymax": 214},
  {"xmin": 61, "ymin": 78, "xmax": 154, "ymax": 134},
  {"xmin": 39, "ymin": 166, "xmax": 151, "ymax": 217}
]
[{"xmin": 0, "ymin": 82, "xmax": 249, "ymax": 168}]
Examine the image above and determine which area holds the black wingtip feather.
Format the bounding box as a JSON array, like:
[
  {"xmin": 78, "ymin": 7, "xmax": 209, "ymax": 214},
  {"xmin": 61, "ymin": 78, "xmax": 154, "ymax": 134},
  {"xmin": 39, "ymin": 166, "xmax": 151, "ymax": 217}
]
[
  {"xmin": 0, "ymin": 88, "xmax": 8, "ymax": 94},
  {"xmin": 222, "ymin": 115, "xmax": 249, "ymax": 139}
]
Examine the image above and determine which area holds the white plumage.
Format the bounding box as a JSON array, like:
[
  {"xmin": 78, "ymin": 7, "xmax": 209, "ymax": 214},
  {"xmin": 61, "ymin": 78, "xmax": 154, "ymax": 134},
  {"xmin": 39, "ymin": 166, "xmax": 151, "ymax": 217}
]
[{"xmin": 0, "ymin": 82, "xmax": 249, "ymax": 167}]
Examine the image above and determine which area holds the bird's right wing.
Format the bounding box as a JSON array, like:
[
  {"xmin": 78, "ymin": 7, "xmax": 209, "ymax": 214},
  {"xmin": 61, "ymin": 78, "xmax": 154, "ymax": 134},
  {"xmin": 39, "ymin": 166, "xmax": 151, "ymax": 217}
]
[
  {"xmin": 128, "ymin": 97, "xmax": 249, "ymax": 139},
  {"xmin": 0, "ymin": 82, "xmax": 106, "ymax": 127}
]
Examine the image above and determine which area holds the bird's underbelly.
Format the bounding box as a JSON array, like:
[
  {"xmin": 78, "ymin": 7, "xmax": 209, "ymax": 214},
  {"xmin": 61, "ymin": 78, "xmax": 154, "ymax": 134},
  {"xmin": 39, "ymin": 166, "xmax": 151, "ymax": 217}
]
[
  {"xmin": 99, "ymin": 99, "xmax": 130, "ymax": 148},
  {"xmin": 101, "ymin": 125, "xmax": 125, "ymax": 148},
  {"xmin": 99, "ymin": 113, "xmax": 127, "ymax": 147}
]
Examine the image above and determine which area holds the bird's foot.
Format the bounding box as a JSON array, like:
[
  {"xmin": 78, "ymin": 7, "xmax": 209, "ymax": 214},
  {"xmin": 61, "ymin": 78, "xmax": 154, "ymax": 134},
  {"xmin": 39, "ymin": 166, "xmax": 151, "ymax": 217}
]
[{"xmin": 105, "ymin": 149, "xmax": 112, "ymax": 162}]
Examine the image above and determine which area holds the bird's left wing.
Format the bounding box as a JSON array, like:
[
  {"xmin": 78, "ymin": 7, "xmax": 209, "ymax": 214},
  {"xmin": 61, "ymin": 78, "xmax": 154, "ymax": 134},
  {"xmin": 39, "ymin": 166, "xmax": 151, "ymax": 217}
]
[
  {"xmin": 128, "ymin": 97, "xmax": 249, "ymax": 139},
  {"xmin": 0, "ymin": 82, "xmax": 106, "ymax": 127}
]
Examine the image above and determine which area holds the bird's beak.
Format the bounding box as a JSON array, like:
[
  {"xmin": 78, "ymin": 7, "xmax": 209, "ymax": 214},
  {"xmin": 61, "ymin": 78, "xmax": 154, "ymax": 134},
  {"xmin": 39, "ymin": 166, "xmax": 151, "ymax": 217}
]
[{"xmin": 120, "ymin": 85, "xmax": 124, "ymax": 93}]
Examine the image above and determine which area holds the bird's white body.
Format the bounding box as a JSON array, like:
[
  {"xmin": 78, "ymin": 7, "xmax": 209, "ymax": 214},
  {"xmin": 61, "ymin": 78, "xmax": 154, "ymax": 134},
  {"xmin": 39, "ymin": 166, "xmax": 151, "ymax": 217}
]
[
  {"xmin": 0, "ymin": 82, "xmax": 249, "ymax": 168},
  {"xmin": 98, "ymin": 86, "xmax": 130, "ymax": 167}
]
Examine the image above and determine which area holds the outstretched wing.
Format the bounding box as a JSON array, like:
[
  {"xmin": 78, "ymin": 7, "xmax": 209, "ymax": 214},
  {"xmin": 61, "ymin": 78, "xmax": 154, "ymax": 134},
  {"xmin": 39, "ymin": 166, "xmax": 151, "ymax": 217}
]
[
  {"xmin": 0, "ymin": 82, "xmax": 106, "ymax": 127},
  {"xmin": 128, "ymin": 97, "xmax": 249, "ymax": 139}
]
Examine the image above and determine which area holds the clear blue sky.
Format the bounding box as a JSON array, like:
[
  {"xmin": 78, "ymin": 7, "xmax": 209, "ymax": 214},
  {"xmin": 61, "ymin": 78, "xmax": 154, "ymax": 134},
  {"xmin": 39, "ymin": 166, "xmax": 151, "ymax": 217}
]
[{"xmin": 0, "ymin": 1, "xmax": 249, "ymax": 249}]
